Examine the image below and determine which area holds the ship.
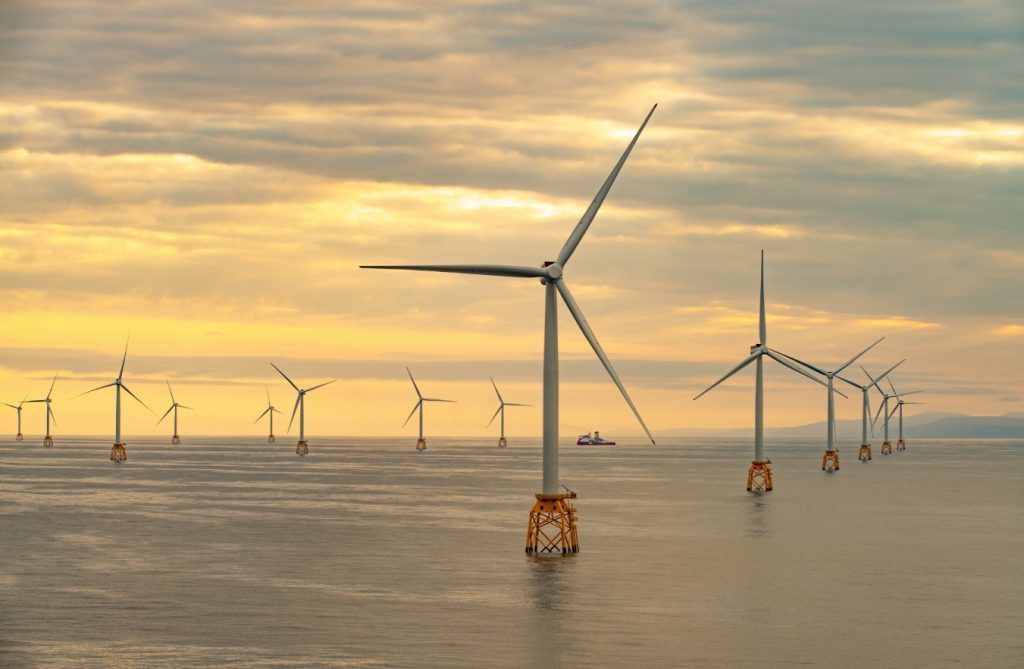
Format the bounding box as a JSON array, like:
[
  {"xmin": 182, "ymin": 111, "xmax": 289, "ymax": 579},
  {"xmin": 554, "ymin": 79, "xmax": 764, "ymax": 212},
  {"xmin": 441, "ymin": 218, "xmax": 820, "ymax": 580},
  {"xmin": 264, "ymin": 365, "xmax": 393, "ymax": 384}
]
[{"xmin": 576, "ymin": 431, "xmax": 615, "ymax": 446}]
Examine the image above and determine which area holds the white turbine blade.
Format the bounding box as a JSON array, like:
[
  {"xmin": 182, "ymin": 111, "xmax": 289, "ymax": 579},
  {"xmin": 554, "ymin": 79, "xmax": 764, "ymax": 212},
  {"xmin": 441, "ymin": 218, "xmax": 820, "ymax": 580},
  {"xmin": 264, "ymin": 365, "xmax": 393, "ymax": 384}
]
[
  {"xmin": 866, "ymin": 359, "xmax": 905, "ymax": 389},
  {"xmin": 25, "ymin": 399, "xmax": 47, "ymax": 403},
  {"xmin": 361, "ymin": 264, "xmax": 546, "ymax": 279},
  {"xmin": 556, "ymin": 280, "xmax": 655, "ymax": 444},
  {"xmin": 48, "ymin": 405, "xmax": 57, "ymax": 426},
  {"xmin": 73, "ymin": 382, "xmax": 116, "ymax": 399},
  {"xmin": 305, "ymin": 380, "xmax": 336, "ymax": 393},
  {"xmin": 834, "ymin": 374, "xmax": 866, "ymax": 391},
  {"xmin": 888, "ymin": 403, "xmax": 899, "ymax": 419},
  {"xmin": 265, "ymin": 385, "xmax": 272, "ymax": 407},
  {"xmin": 902, "ymin": 401, "xmax": 925, "ymax": 405},
  {"xmin": 556, "ymin": 104, "xmax": 657, "ymax": 267},
  {"xmin": 271, "ymin": 407, "xmax": 283, "ymax": 414},
  {"xmin": 270, "ymin": 363, "xmax": 300, "ymax": 392},
  {"xmin": 894, "ymin": 390, "xmax": 923, "ymax": 397},
  {"xmin": 487, "ymin": 405, "xmax": 502, "ymax": 427},
  {"xmin": 887, "ymin": 376, "xmax": 898, "ymax": 396},
  {"xmin": 254, "ymin": 406, "xmax": 271, "ymax": 423},
  {"xmin": 759, "ymin": 250, "xmax": 767, "ymax": 345},
  {"xmin": 504, "ymin": 402, "xmax": 531, "ymax": 407},
  {"xmin": 406, "ymin": 367, "xmax": 422, "ymax": 399},
  {"xmin": 1, "ymin": 402, "xmax": 17, "ymax": 410},
  {"xmin": 287, "ymin": 394, "xmax": 301, "ymax": 432},
  {"xmin": 766, "ymin": 350, "xmax": 830, "ymax": 390},
  {"xmin": 158, "ymin": 405, "xmax": 174, "ymax": 424},
  {"xmin": 871, "ymin": 400, "xmax": 884, "ymax": 428},
  {"xmin": 861, "ymin": 365, "xmax": 887, "ymax": 397},
  {"xmin": 118, "ymin": 335, "xmax": 130, "ymax": 381},
  {"xmin": 402, "ymin": 400, "xmax": 421, "ymax": 427},
  {"xmin": 423, "ymin": 398, "xmax": 456, "ymax": 403},
  {"xmin": 166, "ymin": 379, "xmax": 176, "ymax": 404},
  {"xmin": 121, "ymin": 384, "xmax": 154, "ymax": 414},
  {"xmin": 693, "ymin": 352, "xmax": 759, "ymax": 400},
  {"xmin": 490, "ymin": 376, "xmax": 503, "ymax": 403},
  {"xmin": 835, "ymin": 336, "xmax": 885, "ymax": 375},
  {"xmin": 46, "ymin": 374, "xmax": 58, "ymax": 400},
  {"xmin": 772, "ymin": 349, "xmax": 827, "ymax": 376},
  {"xmin": 178, "ymin": 405, "xmax": 195, "ymax": 410}
]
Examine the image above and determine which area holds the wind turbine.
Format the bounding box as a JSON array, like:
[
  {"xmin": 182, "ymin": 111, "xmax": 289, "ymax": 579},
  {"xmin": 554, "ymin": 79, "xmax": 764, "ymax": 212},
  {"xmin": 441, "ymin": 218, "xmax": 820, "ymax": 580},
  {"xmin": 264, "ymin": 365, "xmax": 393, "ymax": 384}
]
[
  {"xmin": 885, "ymin": 377, "xmax": 923, "ymax": 451},
  {"xmin": 271, "ymin": 363, "xmax": 334, "ymax": 456},
  {"xmin": 254, "ymin": 386, "xmax": 282, "ymax": 443},
  {"xmin": 775, "ymin": 337, "xmax": 883, "ymax": 472},
  {"xmin": 835, "ymin": 359, "xmax": 905, "ymax": 462},
  {"xmin": 693, "ymin": 251, "xmax": 831, "ymax": 492},
  {"xmin": 26, "ymin": 374, "xmax": 59, "ymax": 447},
  {"xmin": 158, "ymin": 380, "xmax": 193, "ymax": 445},
  {"xmin": 488, "ymin": 377, "xmax": 530, "ymax": 448},
  {"xmin": 363, "ymin": 105, "xmax": 658, "ymax": 554},
  {"xmin": 403, "ymin": 367, "xmax": 455, "ymax": 451},
  {"xmin": 78, "ymin": 337, "xmax": 152, "ymax": 462},
  {"xmin": 3, "ymin": 395, "xmax": 28, "ymax": 441},
  {"xmin": 864, "ymin": 365, "xmax": 920, "ymax": 455}
]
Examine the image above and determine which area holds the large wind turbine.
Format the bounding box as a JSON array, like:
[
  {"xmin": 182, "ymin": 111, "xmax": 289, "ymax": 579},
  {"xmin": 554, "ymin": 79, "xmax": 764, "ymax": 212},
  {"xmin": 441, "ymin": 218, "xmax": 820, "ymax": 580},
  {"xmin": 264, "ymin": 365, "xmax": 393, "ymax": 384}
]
[
  {"xmin": 158, "ymin": 380, "xmax": 193, "ymax": 445},
  {"xmin": 26, "ymin": 374, "xmax": 59, "ymax": 447},
  {"xmin": 488, "ymin": 377, "xmax": 530, "ymax": 448},
  {"xmin": 835, "ymin": 359, "xmax": 905, "ymax": 462},
  {"xmin": 693, "ymin": 252, "xmax": 830, "ymax": 492},
  {"xmin": 363, "ymin": 106, "xmax": 657, "ymax": 554},
  {"xmin": 78, "ymin": 338, "xmax": 152, "ymax": 462},
  {"xmin": 864, "ymin": 365, "xmax": 920, "ymax": 455},
  {"xmin": 271, "ymin": 363, "xmax": 334, "ymax": 456},
  {"xmin": 254, "ymin": 386, "xmax": 282, "ymax": 443},
  {"xmin": 885, "ymin": 377, "xmax": 923, "ymax": 451},
  {"xmin": 775, "ymin": 338, "xmax": 883, "ymax": 472},
  {"xmin": 403, "ymin": 367, "xmax": 454, "ymax": 451},
  {"xmin": 3, "ymin": 395, "xmax": 28, "ymax": 441}
]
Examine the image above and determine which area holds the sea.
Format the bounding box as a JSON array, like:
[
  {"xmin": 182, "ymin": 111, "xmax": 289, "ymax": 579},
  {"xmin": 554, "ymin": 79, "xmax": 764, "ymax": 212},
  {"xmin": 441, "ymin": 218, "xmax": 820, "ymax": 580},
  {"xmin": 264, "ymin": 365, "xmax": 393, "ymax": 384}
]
[{"xmin": 1, "ymin": 435, "xmax": 1021, "ymax": 668}]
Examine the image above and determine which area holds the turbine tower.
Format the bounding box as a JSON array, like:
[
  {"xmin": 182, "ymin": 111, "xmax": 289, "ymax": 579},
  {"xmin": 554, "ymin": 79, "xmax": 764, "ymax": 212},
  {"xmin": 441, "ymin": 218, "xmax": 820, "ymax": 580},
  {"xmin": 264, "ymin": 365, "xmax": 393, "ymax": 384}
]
[
  {"xmin": 835, "ymin": 359, "xmax": 905, "ymax": 462},
  {"xmin": 78, "ymin": 338, "xmax": 152, "ymax": 462},
  {"xmin": 271, "ymin": 363, "xmax": 334, "ymax": 456},
  {"xmin": 693, "ymin": 252, "xmax": 830, "ymax": 492},
  {"xmin": 158, "ymin": 380, "xmax": 192, "ymax": 445},
  {"xmin": 403, "ymin": 367, "xmax": 455, "ymax": 451},
  {"xmin": 885, "ymin": 377, "xmax": 923, "ymax": 451},
  {"xmin": 488, "ymin": 377, "xmax": 530, "ymax": 448},
  {"xmin": 363, "ymin": 106, "xmax": 658, "ymax": 554},
  {"xmin": 3, "ymin": 395, "xmax": 28, "ymax": 441},
  {"xmin": 775, "ymin": 338, "xmax": 883, "ymax": 472},
  {"xmin": 254, "ymin": 386, "xmax": 282, "ymax": 443},
  {"xmin": 26, "ymin": 374, "xmax": 59, "ymax": 447}
]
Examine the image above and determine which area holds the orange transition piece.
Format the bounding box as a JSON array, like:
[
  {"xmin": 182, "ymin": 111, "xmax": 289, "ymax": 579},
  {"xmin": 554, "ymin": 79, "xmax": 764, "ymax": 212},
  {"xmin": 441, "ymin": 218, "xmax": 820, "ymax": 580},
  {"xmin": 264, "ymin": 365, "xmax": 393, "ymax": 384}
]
[
  {"xmin": 747, "ymin": 460, "xmax": 773, "ymax": 492},
  {"xmin": 858, "ymin": 444, "xmax": 872, "ymax": 461},
  {"xmin": 525, "ymin": 490, "xmax": 579, "ymax": 555},
  {"xmin": 416, "ymin": 438, "xmax": 427, "ymax": 451},
  {"xmin": 296, "ymin": 440, "xmax": 309, "ymax": 456},
  {"xmin": 171, "ymin": 435, "xmax": 181, "ymax": 445},
  {"xmin": 881, "ymin": 441, "xmax": 893, "ymax": 455},
  {"xmin": 268, "ymin": 434, "xmax": 276, "ymax": 443},
  {"xmin": 111, "ymin": 444, "xmax": 126, "ymax": 462},
  {"xmin": 896, "ymin": 439, "xmax": 906, "ymax": 451},
  {"xmin": 822, "ymin": 449, "xmax": 840, "ymax": 472},
  {"xmin": 16, "ymin": 433, "xmax": 23, "ymax": 441},
  {"xmin": 498, "ymin": 437, "xmax": 508, "ymax": 449},
  {"xmin": 43, "ymin": 436, "xmax": 53, "ymax": 447}
]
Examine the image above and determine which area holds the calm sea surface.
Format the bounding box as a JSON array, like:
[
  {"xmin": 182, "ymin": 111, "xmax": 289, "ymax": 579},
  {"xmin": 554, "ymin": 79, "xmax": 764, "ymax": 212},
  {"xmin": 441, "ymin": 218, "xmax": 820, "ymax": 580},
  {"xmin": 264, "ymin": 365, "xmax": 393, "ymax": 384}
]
[{"xmin": 1, "ymin": 435, "xmax": 1021, "ymax": 668}]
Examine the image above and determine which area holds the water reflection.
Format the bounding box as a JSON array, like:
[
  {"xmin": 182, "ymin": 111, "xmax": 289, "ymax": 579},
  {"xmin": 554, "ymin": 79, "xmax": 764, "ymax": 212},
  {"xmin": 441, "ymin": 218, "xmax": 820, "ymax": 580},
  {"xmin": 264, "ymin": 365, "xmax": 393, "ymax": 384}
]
[
  {"xmin": 746, "ymin": 496, "xmax": 769, "ymax": 539},
  {"xmin": 525, "ymin": 555, "xmax": 575, "ymax": 665}
]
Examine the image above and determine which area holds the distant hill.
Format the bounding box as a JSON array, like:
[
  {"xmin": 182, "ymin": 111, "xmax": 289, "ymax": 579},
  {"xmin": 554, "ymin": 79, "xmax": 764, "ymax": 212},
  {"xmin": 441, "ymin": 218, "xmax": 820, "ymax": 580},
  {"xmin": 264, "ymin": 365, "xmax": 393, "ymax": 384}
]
[{"xmin": 659, "ymin": 411, "xmax": 1024, "ymax": 440}]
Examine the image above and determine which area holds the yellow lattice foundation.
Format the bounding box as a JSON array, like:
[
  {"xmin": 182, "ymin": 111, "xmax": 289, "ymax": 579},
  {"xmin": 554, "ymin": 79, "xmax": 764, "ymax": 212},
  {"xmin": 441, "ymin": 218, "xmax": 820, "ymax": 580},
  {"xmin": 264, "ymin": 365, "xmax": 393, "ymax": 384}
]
[
  {"xmin": 498, "ymin": 437, "xmax": 508, "ymax": 448},
  {"xmin": 896, "ymin": 439, "xmax": 906, "ymax": 451},
  {"xmin": 110, "ymin": 444, "xmax": 126, "ymax": 462},
  {"xmin": 16, "ymin": 433, "xmax": 23, "ymax": 441},
  {"xmin": 416, "ymin": 438, "xmax": 427, "ymax": 451},
  {"xmin": 858, "ymin": 444, "xmax": 872, "ymax": 461},
  {"xmin": 268, "ymin": 434, "xmax": 276, "ymax": 443},
  {"xmin": 747, "ymin": 460, "xmax": 773, "ymax": 492},
  {"xmin": 171, "ymin": 435, "xmax": 180, "ymax": 445},
  {"xmin": 525, "ymin": 491, "xmax": 579, "ymax": 554},
  {"xmin": 822, "ymin": 449, "xmax": 840, "ymax": 472},
  {"xmin": 43, "ymin": 436, "xmax": 53, "ymax": 447},
  {"xmin": 881, "ymin": 441, "xmax": 892, "ymax": 455},
  {"xmin": 296, "ymin": 440, "xmax": 308, "ymax": 456}
]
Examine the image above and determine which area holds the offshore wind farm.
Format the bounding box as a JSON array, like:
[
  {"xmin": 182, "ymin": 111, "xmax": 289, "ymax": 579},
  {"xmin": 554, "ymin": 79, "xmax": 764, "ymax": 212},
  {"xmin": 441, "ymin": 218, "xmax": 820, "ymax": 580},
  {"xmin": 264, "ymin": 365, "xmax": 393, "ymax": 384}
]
[{"xmin": 1, "ymin": 1, "xmax": 1022, "ymax": 667}]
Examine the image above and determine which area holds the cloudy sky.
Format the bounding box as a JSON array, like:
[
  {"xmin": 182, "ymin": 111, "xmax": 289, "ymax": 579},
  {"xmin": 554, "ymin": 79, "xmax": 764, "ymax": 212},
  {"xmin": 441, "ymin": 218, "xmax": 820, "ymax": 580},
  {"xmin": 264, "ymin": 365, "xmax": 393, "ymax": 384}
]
[{"xmin": 1, "ymin": 1, "xmax": 1021, "ymax": 439}]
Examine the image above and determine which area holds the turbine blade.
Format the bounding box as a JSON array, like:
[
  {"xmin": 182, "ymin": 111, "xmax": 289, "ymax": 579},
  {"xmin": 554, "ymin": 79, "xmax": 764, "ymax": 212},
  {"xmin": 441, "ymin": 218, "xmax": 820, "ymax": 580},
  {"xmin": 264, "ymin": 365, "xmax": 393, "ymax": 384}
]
[
  {"xmin": 288, "ymin": 394, "xmax": 301, "ymax": 432},
  {"xmin": 423, "ymin": 398, "xmax": 456, "ymax": 403},
  {"xmin": 265, "ymin": 385, "xmax": 271, "ymax": 406},
  {"xmin": 254, "ymin": 407, "xmax": 271, "ymax": 423},
  {"xmin": 556, "ymin": 280, "xmax": 655, "ymax": 444},
  {"xmin": 888, "ymin": 403, "xmax": 899, "ymax": 419},
  {"xmin": 1, "ymin": 403, "xmax": 17, "ymax": 410},
  {"xmin": 166, "ymin": 379, "xmax": 176, "ymax": 404},
  {"xmin": 834, "ymin": 374, "xmax": 866, "ymax": 391},
  {"xmin": 887, "ymin": 376, "xmax": 898, "ymax": 396},
  {"xmin": 872, "ymin": 400, "xmax": 884, "ymax": 428},
  {"xmin": 361, "ymin": 264, "xmax": 545, "ymax": 279},
  {"xmin": 693, "ymin": 352, "xmax": 759, "ymax": 400},
  {"xmin": 178, "ymin": 405, "xmax": 194, "ymax": 410},
  {"xmin": 402, "ymin": 400, "xmax": 421, "ymax": 427},
  {"xmin": 894, "ymin": 390, "xmax": 923, "ymax": 397},
  {"xmin": 270, "ymin": 362, "xmax": 300, "ymax": 391},
  {"xmin": 406, "ymin": 367, "xmax": 422, "ymax": 399},
  {"xmin": 490, "ymin": 376, "xmax": 503, "ymax": 403},
  {"xmin": 772, "ymin": 349, "xmax": 827, "ymax": 376},
  {"xmin": 504, "ymin": 403, "xmax": 531, "ymax": 407},
  {"xmin": 158, "ymin": 405, "xmax": 174, "ymax": 424},
  {"xmin": 48, "ymin": 405, "xmax": 56, "ymax": 426},
  {"xmin": 835, "ymin": 336, "xmax": 885, "ymax": 375},
  {"xmin": 25, "ymin": 399, "xmax": 47, "ymax": 403},
  {"xmin": 759, "ymin": 250, "xmax": 767, "ymax": 345},
  {"xmin": 72, "ymin": 382, "xmax": 116, "ymax": 399},
  {"xmin": 766, "ymin": 350, "xmax": 829, "ymax": 389},
  {"xmin": 121, "ymin": 384, "xmax": 154, "ymax": 414},
  {"xmin": 272, "ymin": 407, "xmax": 283, "ymax": 414},
  {"xmin": 867, "ymin": 359, "xmax": 905, "ymax": 388},
  {"xmin": 47, "ymin": 374, "xmax": 58, "ymax": 399},
  {"xmin": 119, "ymin": 334, "xmax": 130, "ymax": 381},
  {"xmin": 902, "ymin": 401, "xmax": 925, "ymax": 405},
  {"xmin": 305, "ymin": 380, "xmax": 336, "ymax": 393},
  {"xmin": 487, "ymin": 405, "xmax": 502, "ymax": 427},
  {"xmin": 556, "ymin": 104, "xmax": 657, "ymax": 267}
]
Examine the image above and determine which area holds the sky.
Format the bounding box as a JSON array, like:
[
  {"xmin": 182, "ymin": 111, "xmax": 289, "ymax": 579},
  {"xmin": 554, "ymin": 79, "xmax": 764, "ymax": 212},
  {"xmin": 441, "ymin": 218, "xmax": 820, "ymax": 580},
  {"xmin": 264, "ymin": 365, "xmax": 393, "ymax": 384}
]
[{"xmin": 0, "ymin": 1, "xmax": 1021, "ymax": 439}]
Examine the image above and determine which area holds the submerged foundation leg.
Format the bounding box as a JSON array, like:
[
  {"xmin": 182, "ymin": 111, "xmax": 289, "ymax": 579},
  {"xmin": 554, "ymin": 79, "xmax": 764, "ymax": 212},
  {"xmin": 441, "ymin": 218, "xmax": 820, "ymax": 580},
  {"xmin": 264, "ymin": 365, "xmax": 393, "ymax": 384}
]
[
  {"xmin": 296, "ymin": 440, "xmax": 309, "ymax": 456},
  {"xmin": 747, "ymin": 460, "xmax": 773, "ymax": 492},
  {"xmin": 858, "ymin": 444, "xmax": 872, "ymax": 462},
  {"xmin": 822, "ymin": 449, "xmax": 840, "ymax": 472},
  {"xmin": 525, "ymin": 491, "xmax": 579, "ymax": 555},
  {"xmin": 111, "ymin": 444, "xmax": 126, "ymax": 462}
]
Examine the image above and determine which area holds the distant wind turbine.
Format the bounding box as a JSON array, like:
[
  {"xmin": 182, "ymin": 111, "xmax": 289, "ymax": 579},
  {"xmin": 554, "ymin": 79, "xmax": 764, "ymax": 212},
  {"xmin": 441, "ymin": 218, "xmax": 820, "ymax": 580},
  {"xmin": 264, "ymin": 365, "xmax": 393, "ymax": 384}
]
[
  {"xmin": 403, "ymin": 367, "xmax": 454, "ymax": 451},
  {"xmin": 364, "ymin": 105, "xmax": 657, "ymax": 554},
  {"xmin": 77, "ymin": 337, "xmax": 152, "ymax": 462},
  {"xmin": 775, "ymin": 337, "xmax": 883, "ymax": 472},
  {"xmin": 3, "ymin": 395, "xmax": 29, "ymax": 441},
  {"xmin": 488, "ymin": 377, "xmax": 530, "ymax": 448},
  {"xmin": 885, "ymin": 377, "xmax": 923, "ymax": 451},
  {"xmin": 26, "ymin": 374, "xmax": 59, "ymax": 447},
  {"xmin": 865, "ymin": 365, "xmax": 920, "ymax": 455},
  {"xmin": 158, "ymin": 380, "xmax": 193, "ymax": 445},
  {"xmin": 694, "ymin": 251, "xmax": 830, "ymax": 492},
  {"xmin": 271, "ymin": 363, "xmax": 334, "ymax": 456},
  {"xmin": 835, "ymin": 359, "xmax": 904, "ymax": 461},
  {"xmin": 254, "ymin": 386, "xmax": 282, "ymax": 443}
]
